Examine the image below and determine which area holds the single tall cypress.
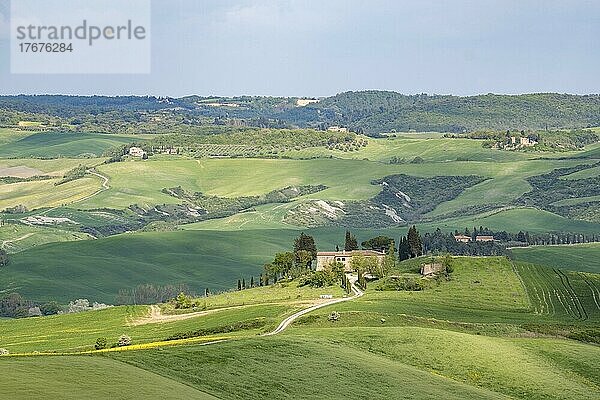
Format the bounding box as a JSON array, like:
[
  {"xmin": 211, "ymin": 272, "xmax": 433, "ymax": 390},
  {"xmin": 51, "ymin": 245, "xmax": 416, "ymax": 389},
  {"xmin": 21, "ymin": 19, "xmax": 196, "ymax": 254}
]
[{"xmin": 345, "ymin": 230, "xmax": 358, "ymax": 251}]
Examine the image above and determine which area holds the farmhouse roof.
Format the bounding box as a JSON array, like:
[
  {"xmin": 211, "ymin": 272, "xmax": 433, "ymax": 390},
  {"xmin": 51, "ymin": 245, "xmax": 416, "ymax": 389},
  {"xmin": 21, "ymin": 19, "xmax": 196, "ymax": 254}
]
[{"xmin": 475, "ymin": 235, "xmax": 495, "ymax": 241}]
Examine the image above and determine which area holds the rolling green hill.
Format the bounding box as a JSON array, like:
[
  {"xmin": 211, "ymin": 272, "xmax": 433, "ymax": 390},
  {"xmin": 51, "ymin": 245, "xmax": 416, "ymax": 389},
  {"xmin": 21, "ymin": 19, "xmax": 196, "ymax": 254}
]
[
  {"xmin": 0, "ymin": 229, "xmax": 301, "ymax": 302},
  {"xmin": 112, "ymin": 328, "xmax": 600, "ymax": 400},
  {"xmin": 511, "ymin": 243, "xmax": 600, "ymax": 273},
  {"xmin": 0, "ymin": 132, "xmax": 143, "ymax": 158},
  {"xmin": 0, "ymin": 356, "xmax": 217, "ymax": 400},
  {"xmin": 2, "ymin": 256, "xmax": 599, "ymax": 400}
]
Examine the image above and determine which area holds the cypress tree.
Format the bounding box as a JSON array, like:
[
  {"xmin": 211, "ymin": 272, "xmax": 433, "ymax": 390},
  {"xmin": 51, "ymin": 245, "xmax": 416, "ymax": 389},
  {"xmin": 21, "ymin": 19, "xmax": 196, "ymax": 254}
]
[
  {"xmin": 250, "ymin": 276, "xmax": 254, "ymax": 288},
  {"xmin": 237, "ymin": 279, "xmax": 242, "ymax": 291},
  {"xmin": 345, "ymin": 230, "xmax": 358, "ymax": 251},
  {"xmin": 407, "ymin": 226, "xmax": 423, "ymax": 258},
  {"xmin": 242, "ymin": 278, "xmax": 246, "ymax": 290}
]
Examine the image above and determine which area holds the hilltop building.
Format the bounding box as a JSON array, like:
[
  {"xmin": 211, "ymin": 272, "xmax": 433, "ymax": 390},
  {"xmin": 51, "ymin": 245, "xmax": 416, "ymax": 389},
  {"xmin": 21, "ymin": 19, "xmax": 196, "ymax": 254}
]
[
  {"xmin": 454, "ymin": 234, "xmax": 471, "ymax": 243},
  {"xmin": 129, "ymin": 147, "xmax": 146, "ymax": 157},
  {"xmin": 420, "ymin": 263, "xmax": 445, "ymax": 276},
  {"xmin": 316, "ymin": 250, "xmax": 385, "ymax": 271},
  {"xmin": 475, "ymin": 235, "xmax": 495, "ymax": 242},
  {"xmin": 327, "ymin": 126, "xmax": 348, "ymax": 133}
]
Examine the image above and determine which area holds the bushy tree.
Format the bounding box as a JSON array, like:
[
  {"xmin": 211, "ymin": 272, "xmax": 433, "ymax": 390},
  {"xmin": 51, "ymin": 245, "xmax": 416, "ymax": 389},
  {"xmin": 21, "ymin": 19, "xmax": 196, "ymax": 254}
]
[
  {"xmin": 174, "ymin": 292, "xmax": 193, "ymax": 309},
  {"xmin": 294, "ymin": 232, "xmax": 317, "ymax": 260},
  {"xmin": 381, "ymin": 245, "xmax": 396, "ymax": 276},
  {"xmin": 350, "ymin": 255, "xmax": 378, "ymax": 275},
  {"xmin": 40, "ymin": 301, "xmax": 61, "ymax": 316}
]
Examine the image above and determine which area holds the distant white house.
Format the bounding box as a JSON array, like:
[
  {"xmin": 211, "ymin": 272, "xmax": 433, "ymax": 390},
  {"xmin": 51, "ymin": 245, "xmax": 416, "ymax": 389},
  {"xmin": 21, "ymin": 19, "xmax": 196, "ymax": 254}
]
[
  {"xmin": 296, "ymin": 98, "xmax": 319, "ymax": 107},
  {"xmin": 129, "ymin": 147, "xmax": 146, "ymax": 157},
  {"xmin": 327, "ymin": 126, "xmax": 348, "ymax": 133},
  {"xmin": 454, "ymin": 234, "xmax": 471, "ymax": 243}
]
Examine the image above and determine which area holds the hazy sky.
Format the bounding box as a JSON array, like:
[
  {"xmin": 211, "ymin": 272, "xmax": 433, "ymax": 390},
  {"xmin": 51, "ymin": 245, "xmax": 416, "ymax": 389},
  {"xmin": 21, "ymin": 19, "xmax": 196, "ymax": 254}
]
[{"xmin": 0, "ymin": 0, "xmax": 599, "ymax": 97}]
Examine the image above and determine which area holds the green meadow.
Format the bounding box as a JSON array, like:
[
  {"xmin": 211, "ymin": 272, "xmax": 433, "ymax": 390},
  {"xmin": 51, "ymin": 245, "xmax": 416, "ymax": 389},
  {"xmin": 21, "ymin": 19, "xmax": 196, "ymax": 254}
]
[
  {"xmin": 1, "ymin": 255, "xmax": 599, "ymax": 400},
  {"xmin": 0, "ymin": 356, "xmax": 217, "ymax": 400},
  {"xmin": 0, "ymin": 128, "xmax": 599, "ymax": 400},
  {"xmin": 511, "ymin": 243, "xmax": 600, "ymax": 273},
  {"xmin": 0, "ymin": 128, "xmax": 35, "ymax": 146},
  {"xmin": 0, "ymin": 131, "xmax": 144, "ymax": 158},
  {"xmin": 78, "ymin": 156, "xmax": 590, "ymax": 212},
  {"xmin": 0, "ymin": 223, "xmax": 89, "ymax": 254}
]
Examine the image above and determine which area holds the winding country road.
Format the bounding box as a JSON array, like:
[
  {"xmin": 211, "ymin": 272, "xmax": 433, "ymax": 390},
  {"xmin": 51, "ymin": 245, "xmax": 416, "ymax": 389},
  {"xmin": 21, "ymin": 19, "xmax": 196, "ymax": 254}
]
[
  {"xmin": 72, "ymin": 170, "xmax": 110, "ymax": 204},
  {"xmin": 38, "ymin": 170, "xmax": 110, "ymax": 216},
  {"xmin": 264, "ymin": 274, "xmax": 364, "ymax": 336}
]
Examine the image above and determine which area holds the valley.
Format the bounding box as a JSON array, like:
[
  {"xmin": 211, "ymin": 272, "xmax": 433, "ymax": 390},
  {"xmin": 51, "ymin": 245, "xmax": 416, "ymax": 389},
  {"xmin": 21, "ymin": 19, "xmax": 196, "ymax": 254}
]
[{"xmin": 0, "ymin": 94, "xmax": 599, "ymax": 400}]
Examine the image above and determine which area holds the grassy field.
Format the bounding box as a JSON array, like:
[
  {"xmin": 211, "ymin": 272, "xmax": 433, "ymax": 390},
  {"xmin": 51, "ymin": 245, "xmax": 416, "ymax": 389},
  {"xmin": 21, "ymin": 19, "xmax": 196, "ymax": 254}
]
[
  {"xmin": 0, "ymin": 280, "xmax": 345, "ymax": 353},
  {"xmin": 511, "ymin": 243, "xmax": 600, "ymax": 273},
  {"xmin": 4, "ymin": 223, "xmax": 600, "ymax": 303},
  {"xmin": 0, "ymin": 128, "xmax": 35, "ymax": 146},
  {"xmin": 77, "ymin": 157, "xmax": 592, "ymax": 212},
  {"xmin": 560, "ymin": 165, "xmax": 600, "ymax": 180},
  {"xmin": 0, "ymin": 157, "xmax": 99, "ymax": 176},
  {"xmin": 0, "ymin": 356, "xmax": 217, "ymax": 399},
  {"xmin": 0, "ymin": 158, "xmax": 102, "ymax": 210},
  {"xmin": 0, "ymin": 229, "xmax": 315, "ymax": 302},
  {"xmin": 514, "ymin": 263, "xmax": 600, "ymax": 321},
  {"xmin": 0, "ymin": 302, "xmax": 285, "ymax": 353},
  {"xmin": 282, "ymin": 134, "xmax": 589, "ymax": 162},
  {"xmin": 110, "ymin": 334, "xmax": 509, "ymax": 400},
  {"xmin": 0, "ymin": 132, "xmax": 143, "ymax": 158},
  {"xmin": 109, "ymin": 326, "xmax": 600, "ymax": 400},
  {"xmin": 2, "ymin": 255, "xmax": 599, "ymax": 399},
  {"xmin": 189, "ymin": 205, "xmax": 600, "ymax": 234},
  {"xmin": 552, "ymin": 195, "xmax": 600, "ymax": 206},
  {"xmin": 0, "ymin": 223, "xmax": 89, "ymax": 253},
  {"xmin": 418, "ymin": 207, "xmax": 600, "ymax": 235},
  {"xmin": 300, "ymin": 257, "xmax": 540, "ymax": 326},
  {"xmin": 0, "ymin": 176, "xmax": 101, "ymax": 210}
]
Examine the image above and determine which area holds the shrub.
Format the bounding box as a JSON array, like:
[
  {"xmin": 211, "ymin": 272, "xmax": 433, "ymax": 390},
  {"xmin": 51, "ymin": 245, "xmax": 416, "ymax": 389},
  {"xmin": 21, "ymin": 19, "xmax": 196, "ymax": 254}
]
[
  {"xmin": 328, "ymin": 312, "xmax": 340, "ymax": 322},
  {"xmin": 40, "ymin": 301, "xmax": 61, "ymax": 316},
  {"xmin": 173, "ymin": 292, "xmax": 193, "ymax": 309},
  {"xmin": 118, "ymin": 335, "xmax": 132, "ymax": 347},
  {"xmin": 0, "ymin": 348, "xmax": 9, "ymax": 356},
  {"xmin": 95, "ymin": 337, "xmax": 108, "ymax": 350}
]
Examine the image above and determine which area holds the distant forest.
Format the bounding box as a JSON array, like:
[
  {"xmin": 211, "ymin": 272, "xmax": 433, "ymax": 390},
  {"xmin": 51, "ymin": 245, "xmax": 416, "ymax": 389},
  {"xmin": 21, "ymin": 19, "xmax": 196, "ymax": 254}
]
[{"xmin": 1, "ymin": 91, "xmax": 600, "ymax": 135}]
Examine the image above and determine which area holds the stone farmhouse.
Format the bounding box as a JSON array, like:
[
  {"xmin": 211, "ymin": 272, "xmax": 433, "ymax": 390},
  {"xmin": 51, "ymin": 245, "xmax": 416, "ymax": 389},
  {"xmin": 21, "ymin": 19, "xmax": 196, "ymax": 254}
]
[
  {"xmin": 454, "ymin": 234, "xmax": 471, "ymax": 243},
  {"xmin": 454, "ymin": 234, "xmax": 495, "ymax": 243},
  {"xmin": 420, "ymin": 262, "xmax": 445, "ymax": 276},
  {"xmin": 316, "ymin": 250, "xmax": 385, "ymax": 272},
  {"xmin": 129, "ymin": 146, "xmax": 146, "ymax": 157}
]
